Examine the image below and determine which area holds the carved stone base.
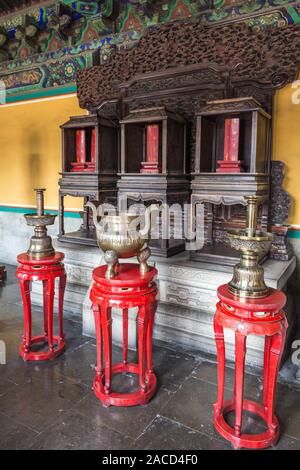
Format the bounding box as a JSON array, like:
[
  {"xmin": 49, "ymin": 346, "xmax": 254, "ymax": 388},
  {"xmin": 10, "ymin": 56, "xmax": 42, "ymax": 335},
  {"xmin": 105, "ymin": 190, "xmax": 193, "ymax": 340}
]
[{"xmin": 0, "ymin": 265, "xmax": 6, "ymax": 283}]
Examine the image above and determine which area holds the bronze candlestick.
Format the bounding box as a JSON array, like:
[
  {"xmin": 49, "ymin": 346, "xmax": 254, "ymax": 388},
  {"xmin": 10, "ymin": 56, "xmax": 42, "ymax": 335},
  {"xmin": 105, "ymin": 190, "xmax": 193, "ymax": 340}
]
[
  {"xmin": 25, "ymin": 188, "xmax": 56, "ymax": 259},
  {"xmin": 227, "ymin": 196, "xmax": 273, "ymax": 299}
]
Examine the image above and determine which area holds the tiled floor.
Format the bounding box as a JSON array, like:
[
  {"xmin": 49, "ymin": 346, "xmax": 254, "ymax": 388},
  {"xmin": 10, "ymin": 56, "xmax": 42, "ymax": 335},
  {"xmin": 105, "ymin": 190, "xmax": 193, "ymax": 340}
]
[{"xmin": 1, "ymin": 264, "xmax": 300, "ymax": 450}]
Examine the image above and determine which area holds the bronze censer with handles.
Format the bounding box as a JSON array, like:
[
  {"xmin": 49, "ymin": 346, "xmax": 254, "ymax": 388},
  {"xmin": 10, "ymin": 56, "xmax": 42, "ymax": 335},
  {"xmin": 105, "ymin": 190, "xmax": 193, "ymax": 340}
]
[{"xmin": 87, "ymin": 201, "xmax": 156, "ymax": 279}]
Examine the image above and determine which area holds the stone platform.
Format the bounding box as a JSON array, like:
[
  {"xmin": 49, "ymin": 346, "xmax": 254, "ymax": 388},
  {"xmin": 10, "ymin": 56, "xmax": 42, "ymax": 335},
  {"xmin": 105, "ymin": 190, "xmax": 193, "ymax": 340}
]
[{"xmin": 28, "ymin": 240, "xmax": 297, "ymax": 368}]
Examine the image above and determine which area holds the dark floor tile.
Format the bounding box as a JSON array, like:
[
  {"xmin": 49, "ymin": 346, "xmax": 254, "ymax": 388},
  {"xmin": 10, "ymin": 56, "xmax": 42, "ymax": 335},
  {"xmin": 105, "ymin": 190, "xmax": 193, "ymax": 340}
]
[
  {"xmin": 28, "ymin": 408, "xmax": 133, "ymax": 450},
  {"xmin": 0, "ymin": 323, "xmax": 62, "ymax": 386},
  {"xmin": 133, "ymin": 415, "xmax": 230, "ymax": 450},
  {"xmin": 152, "ymin": 346, "xmax": 198, "ymax": 393},
  {"xmin": 275, "ymin": 383, "xmax": 300, "ymax": 440},
  {"xmin": 54, "ymin": 342, "xmax": 97, "ymax": 387},
  {"xmin": 0, "ymin": 412, "xmax": 39, "ymax": 450},
  {"xmin": 63, "ymin": 318, "xmax": 91, "ymax": 354},
  {"xmin": 192, "ymin": 360, "xmax": 228, "ymax": 386},
  {"xmin": 75, "ymin": 386, "xmax": 173, "ymax": 440},
  {"xmin": 278, "ymin": 359, "xmax": 300, "ymax": 391},
  {"xmin": 0, "ymin": 324, "xmax": 23, "ymax": 366},
  {"xmin": 271, "ymin": 433, "xmax": 300, "ymax": 450},
  {"xmin": 0, "ymin": 317, "xmax": 91, "ymax": 385},
  {"xmin": 0, "ymin": 377, "xmax": 17, "ymax": 397},
  {"xmin": 1, "ymin": 355, "xmax": 71, "ymax": 387},
  {"xmin": 161, "ymin": 376, "xmax": 231, "ymax": 440},
  {"xmin": 0, "ymin": 282, "xmax": 22, "ymax": 305},
  {"xmin": 192, "ymin": 360, "xmax": 263, "ymax": 401},
  {"xmin": 0, "ymin": 301, "xmax": 24, "ymax": 326},
  {"xmin": 0, "ymin": 374, "xmax": 89, "ymax": 432},
  {"xmin": 0, "ymin": 264, "xmax": 18, "ymax": 287}
]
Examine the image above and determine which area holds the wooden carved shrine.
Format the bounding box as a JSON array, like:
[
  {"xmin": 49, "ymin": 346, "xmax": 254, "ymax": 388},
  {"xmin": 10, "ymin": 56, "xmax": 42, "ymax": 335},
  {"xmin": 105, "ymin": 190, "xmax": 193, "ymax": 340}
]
[
  {"xmin": 59, "ymin": 114, "xmax": 118, "ymax": 245},
  {"xmin": 118, "ymin": 106, "xmax": 188, "ymax": 256},
  {"xmin": 191, "ymin": 97, "xmax": 271, "ymax": 265},
  {"xmin": 61, "ymin": 19, "xmax": 300, "ymax": 261}
]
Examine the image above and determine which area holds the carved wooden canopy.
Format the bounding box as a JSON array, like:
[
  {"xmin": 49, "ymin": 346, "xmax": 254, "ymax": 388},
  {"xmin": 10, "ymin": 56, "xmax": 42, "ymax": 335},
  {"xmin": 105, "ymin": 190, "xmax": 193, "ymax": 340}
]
[{"xmin": 77, "ymin": 19, "xmax": 300, "ymax": 113}]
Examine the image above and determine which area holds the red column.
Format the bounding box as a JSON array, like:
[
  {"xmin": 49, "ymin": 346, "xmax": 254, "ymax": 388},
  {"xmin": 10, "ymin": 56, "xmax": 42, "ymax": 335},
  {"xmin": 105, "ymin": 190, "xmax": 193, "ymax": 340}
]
[
  {"xmin": 141, "ymin": 124, "xmax": 161, "ymax": 174},
  {"xmin": 71, "ymin": 129, "xmax": 86, "ymax": 172},
  {"xmin": 217, "ymin": 118, "xmax": 243, "ymax": 173}
]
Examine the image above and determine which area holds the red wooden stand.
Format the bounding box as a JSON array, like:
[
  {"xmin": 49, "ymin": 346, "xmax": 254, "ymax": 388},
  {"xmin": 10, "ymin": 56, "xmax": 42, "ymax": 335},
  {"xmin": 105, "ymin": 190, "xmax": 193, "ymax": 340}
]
[
  {"xmin": 213, "ymin": 284, "xmax": 287, "ymax": 449},
  {"xmin": 90, "ymin": 263, "xmax": 159, "ymax": 407},
  {"xmin": 16, "ymin": 252, "xmax": 66, "ymax": 361}
]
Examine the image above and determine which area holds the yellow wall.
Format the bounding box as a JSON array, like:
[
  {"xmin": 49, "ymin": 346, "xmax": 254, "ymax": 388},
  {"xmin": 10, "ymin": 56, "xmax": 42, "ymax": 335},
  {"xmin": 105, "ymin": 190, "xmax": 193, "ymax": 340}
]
[
  {"xmin": 273, "ymin": 81, "xmax": 300, "ymax": 225},
  {"xmin": 0, "ymin": 95, "xmax": 86, "ymax": 210},
  {"xmin": 0, "ymin": 87, "xmax": 299, "ymax": 221}
]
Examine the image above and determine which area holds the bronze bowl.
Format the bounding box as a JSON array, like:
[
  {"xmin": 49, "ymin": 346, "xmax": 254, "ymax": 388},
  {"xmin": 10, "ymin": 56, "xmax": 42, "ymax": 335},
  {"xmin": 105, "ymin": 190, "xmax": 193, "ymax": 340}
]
[
  {"xmin": 95, "ymin": 213, "xmax": 151, "ymax": 278},
  {"xmin": 24, "ymin": 213, "xmax": 56, "ymax": 227},
  {"xmin": 96, "ymin": 214, "xmax": 147, "ymax": 258},
  {"xmin": 227, "ymin": 229, "xmax": 273, "ymax": 254}
]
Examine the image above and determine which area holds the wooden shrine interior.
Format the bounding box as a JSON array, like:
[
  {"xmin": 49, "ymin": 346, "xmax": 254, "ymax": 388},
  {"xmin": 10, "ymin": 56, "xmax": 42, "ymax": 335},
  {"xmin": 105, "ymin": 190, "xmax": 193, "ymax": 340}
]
[{"xmin": 58, "ymin": 19, "xmax": 300, "ymax": 263}]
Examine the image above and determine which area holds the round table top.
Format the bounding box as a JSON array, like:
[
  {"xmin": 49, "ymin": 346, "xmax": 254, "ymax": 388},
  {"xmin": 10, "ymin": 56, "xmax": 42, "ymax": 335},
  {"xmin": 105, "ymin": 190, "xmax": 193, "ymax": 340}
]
[
  {"xmin": 217, "ymin": 284, "xmax": 286, "ymax": 312},
  {"xmin": 93, "ymin": 263, "xmax": 157, "ymax": 288},
  {"xmin": 17, "ymin": 252, "xmax": 64, "ymax": 266}
]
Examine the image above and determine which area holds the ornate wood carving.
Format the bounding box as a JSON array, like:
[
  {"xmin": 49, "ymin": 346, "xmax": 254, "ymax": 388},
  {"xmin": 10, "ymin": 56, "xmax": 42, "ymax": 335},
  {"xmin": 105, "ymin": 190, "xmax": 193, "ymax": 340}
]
[
  {"xmin": 77, "ymin": 20, "xmax": 300, "ymax": 111},
  {"xmin": 269, "ymin": 161, "xmax": 293, "ymax": 261},
  {"xmin": 270, "ymin": 160, "xmax": 291, "ymax": 225}
]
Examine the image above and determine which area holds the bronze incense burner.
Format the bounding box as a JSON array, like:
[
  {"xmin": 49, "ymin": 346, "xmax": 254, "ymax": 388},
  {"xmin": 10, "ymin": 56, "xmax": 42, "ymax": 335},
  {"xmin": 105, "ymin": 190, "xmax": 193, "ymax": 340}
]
[
  {"xmin": 87, "ymin": 202, "xmax": 154, "ymax": 279},
  {"xmin": 25, "ymin": 188, "xmax": 56, "ymax": 259},
  {"xmin": 227, "ymin": 196, "xmax": 273, "ymax": 299}
]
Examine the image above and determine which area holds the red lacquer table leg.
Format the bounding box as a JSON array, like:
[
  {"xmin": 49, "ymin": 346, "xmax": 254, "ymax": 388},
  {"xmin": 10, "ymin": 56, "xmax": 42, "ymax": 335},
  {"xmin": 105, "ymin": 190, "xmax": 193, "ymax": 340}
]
[
  {"xmin": 102, "ymin": 304, "xmax": 112, "ymax": 395},
  {"xmin": 93, "ymin": 304, "xmax": 102, "ymax": 377},
  {"xmin": 19, "ymin": 279, "xmax": 32, "ymax": 353},
  {"xmin": 43, "ymin": 280, "xmax": 48, "ymax": 337},
  {"xmin": 146, "ymin": 300, "xmax": 157, "ymax": 374},
  {"xmin": 122, "ymin": 308, "xmax": 128, "ymax": 365},
  {"xmin": 46, "ymin": 278, "xmax": 55, "ymax": 352},
  {"xmin": 58, "ymin": 273, "xmax": 66, "ymax": 340},
  {"xmin": 138, "ymin": 304, "xmax": 148, "ymax": 393},
  {"xmin": 213, "ymin": 317, "xmax": 225, "ymax": 418},
  {"xmin": 234, "ymin": 332, "xmax": 246, "ymax": 438}
]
